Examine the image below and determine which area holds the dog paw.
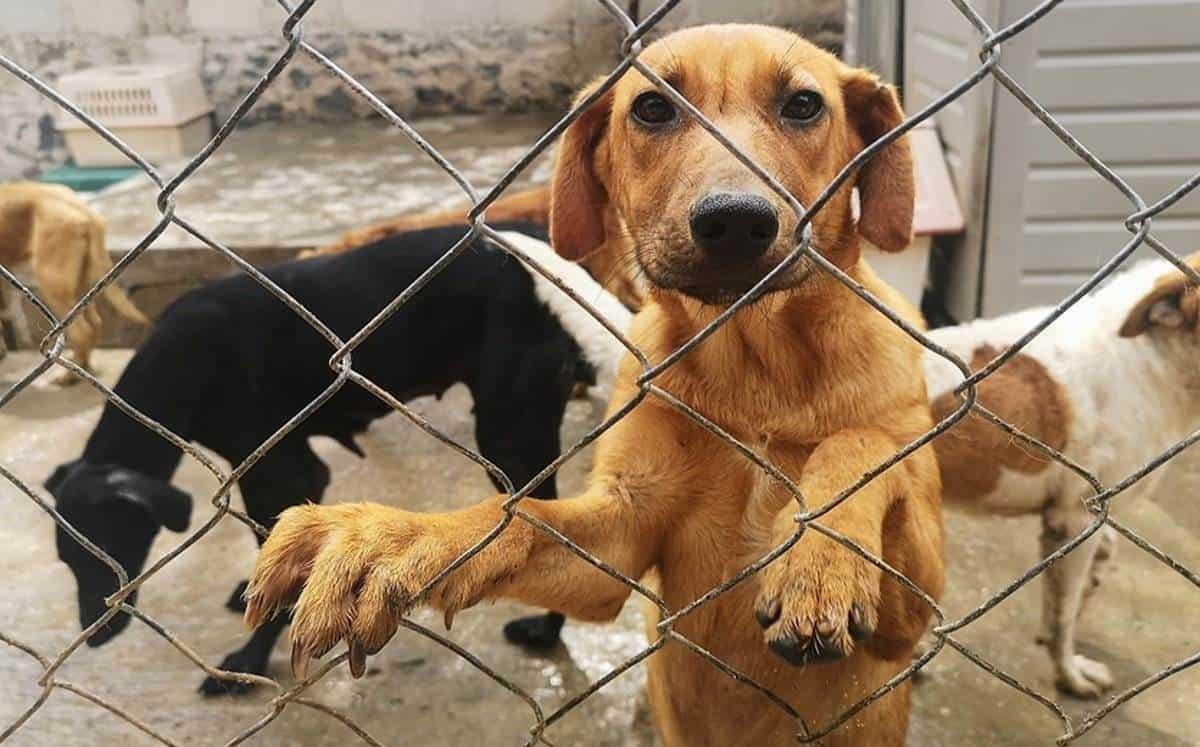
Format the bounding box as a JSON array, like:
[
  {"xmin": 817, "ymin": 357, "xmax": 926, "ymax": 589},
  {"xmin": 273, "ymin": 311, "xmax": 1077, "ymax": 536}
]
[
  {"xmin": 1056, "ymin": 654, "xmax": 1114, "ymax": 698},
  {"xmin": 48, "ymin": 368, "xmax": 82, "ymax": 387},
  {"xmin": 199, "ymin": 650, "xmax": 265, "ymax": 696},
  {"xmin": 226, "ymin": 580, "xmax": 249, "ymax": 613},
  {"xmin": 245, "ymin": 503, "xmax": 508, "ymax": 679},
  {"xmin": 503, "ymin": 612, "xmax": 565, "ymax": 650},
  {"xmin": 755, "ymin": 532, "xmax": 880, "ymax": 666}
]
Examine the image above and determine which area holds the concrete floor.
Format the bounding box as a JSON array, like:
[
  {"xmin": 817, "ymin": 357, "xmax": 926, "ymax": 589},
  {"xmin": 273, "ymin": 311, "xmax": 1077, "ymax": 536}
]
[{"xmin": 2, "ymin": 346, "xmax": 1199, "ymax": 747}]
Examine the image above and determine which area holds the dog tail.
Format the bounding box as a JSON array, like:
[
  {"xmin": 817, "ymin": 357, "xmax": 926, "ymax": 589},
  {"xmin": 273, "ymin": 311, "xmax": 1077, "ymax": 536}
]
[{"xmin": 86, "ymin": 216, "xmax": 148, "ymax": 325}]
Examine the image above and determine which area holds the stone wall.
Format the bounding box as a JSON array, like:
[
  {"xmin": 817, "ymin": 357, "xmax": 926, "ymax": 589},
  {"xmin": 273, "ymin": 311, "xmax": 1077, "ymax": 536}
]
[{"xmin": 1, "ymin": 1, "xmax": 843, "ymax": 180}]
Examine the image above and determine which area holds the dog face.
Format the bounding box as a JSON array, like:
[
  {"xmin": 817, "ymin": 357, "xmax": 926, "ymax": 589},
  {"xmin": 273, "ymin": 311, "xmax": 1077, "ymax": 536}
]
[
  {"xmin": 1119, "ymin": 252, "xmax": 1200, "ymax": 338},
  {"xmin": 44, "ymin": 460, "xmax": 192, "ymax": 646},
  {"xmin": 550, "ymin": 24, "xmax": 915, "ymax": 305}
]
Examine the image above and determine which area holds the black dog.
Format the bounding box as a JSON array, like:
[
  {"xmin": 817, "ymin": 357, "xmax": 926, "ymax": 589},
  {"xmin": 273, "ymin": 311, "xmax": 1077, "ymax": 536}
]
[{"xmin": 44, "ymin": 222, "xmax": 629, "ymax": 694}]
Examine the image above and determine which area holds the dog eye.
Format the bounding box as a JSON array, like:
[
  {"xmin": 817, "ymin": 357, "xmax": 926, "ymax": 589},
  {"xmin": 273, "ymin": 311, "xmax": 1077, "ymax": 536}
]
[
  {"xmin": 631, "ymin": 92, "xmax": 677, "ymax": 127},
  {"xmin": 781, "ymin": 91, "xmax": 824, "ymax": 123}
]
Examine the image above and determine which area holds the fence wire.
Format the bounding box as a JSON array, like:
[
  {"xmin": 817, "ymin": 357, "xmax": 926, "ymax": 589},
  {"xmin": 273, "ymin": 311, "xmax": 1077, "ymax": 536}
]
[{"xmin": 2, "ymin": 0, "xmax": 1200, "ymax": 745}]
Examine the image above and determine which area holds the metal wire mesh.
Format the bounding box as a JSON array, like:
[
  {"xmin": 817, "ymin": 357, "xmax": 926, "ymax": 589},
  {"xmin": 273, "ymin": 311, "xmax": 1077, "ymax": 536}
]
[{"xmin": 3, "ymin": 0, "xmax": 1199, "ymax": 744}]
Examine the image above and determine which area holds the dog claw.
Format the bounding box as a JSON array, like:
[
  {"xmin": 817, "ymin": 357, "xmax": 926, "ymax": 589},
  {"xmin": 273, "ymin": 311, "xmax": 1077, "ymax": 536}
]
[
  {"xmin": 768, "ymin": 631, "xmax": 807, "ymax": 666},
  {"xmin": 768, "ymin": 628, "xmax": 849, "ymax": 667},
  {"xmin": 291, "ymin": 643, "xmax": 311, "ymax": 679},
  {"xmin": 755, "ymin": 597, "xmax": 782, "ymax": 629},
  {"xmin": 848, "ymin": 603, "xmax": 873, "ymax": 642},
  {"xmin": 502, "ymin": 612, "xmax": 565, "ymax": 649},
  {"xmin": 444, "ymin": 608, "xmax": 456, "ymax": 632},
  {"xmin": 226, "ymin": 580, "xmax": 249, "ymax": 613},
  {"xmin": 349, "ymin": 640, "xmax": 367, "ymax": 679}
]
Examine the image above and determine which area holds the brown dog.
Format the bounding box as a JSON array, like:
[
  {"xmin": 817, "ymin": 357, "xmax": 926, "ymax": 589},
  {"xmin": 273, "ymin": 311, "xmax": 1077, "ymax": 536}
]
[
  {"xmin": 299, "ymin": 184, "xmax": 649, "ymax": 311},
  {"xmin": 247, "ymin": 25, "xmax": 943, "ymax": 746},
  {"xmin": 299, "ymin": 184, "xmax": 552, "ymax": 259},
  {"xmin": 0, "ymin": 182, "xmax": 147, "ymax": 383}
]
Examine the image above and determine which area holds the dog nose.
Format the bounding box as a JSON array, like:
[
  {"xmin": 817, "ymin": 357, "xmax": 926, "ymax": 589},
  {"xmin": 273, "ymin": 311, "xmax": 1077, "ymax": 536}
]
[{"xmin": 689, "ymin": 192, "xmax": 779, "ymax": 259}]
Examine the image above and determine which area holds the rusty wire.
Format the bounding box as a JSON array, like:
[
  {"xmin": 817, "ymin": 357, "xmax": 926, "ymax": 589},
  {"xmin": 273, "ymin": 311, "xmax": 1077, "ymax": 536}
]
[{"xmin": 3, "ymin": 0, "xmax": 1200, "ymax": 744}]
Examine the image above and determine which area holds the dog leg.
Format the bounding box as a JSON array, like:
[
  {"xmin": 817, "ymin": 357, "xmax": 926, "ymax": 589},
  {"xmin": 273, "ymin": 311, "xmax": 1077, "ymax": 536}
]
[
  {"xmin": 226, "ymin": 579, "xmax": 249, "ymax": 613},
  {"xmin": 202, "ymin": 440, "xmax": 331, "ymax": 695},
  {"xmin": 32, "ymin": 224, "xmax": 93, "ymax": 386},
  {"xmin": 1036, "ymin": 514, "xmax": 1116, "ymax": 645},
  {"xmin": 1080, "ymin": 524, "xmax": 1117, "ymax": 615},
  {"xmin": 6, "ymin": 288, "xmax": 34, "ymax": 350},
  {"xmin": 471, "ymin": 357, "xmax": 572, "ymax": 650},
  {"xmin": 244, "ymin": 483, "xmax": 667, "ymax": 675},
  {"xmin": 52, "ymin": 317, "xmax": 96, "ymax": 386},
  {"xmin": 0, "ymin": 282, "xmax": 15, "ymax": 361},
  {"xmin": 1040, "ymin": 503, "xmax": 1113, "ymax": 698},
  {"xmin": 502, "ymin": 612, "xmax": 566, "ymax": 649},
  {"xmin": 755, "ymin": 429, "xmax": 943, "ymax": 667},
  {"xmin": 36, "ymin": 310, "xmax": 95, "ymax": 387},
  {"xmin": 199, "ymin": 613, "xmax": 289, "ymax": 695}
]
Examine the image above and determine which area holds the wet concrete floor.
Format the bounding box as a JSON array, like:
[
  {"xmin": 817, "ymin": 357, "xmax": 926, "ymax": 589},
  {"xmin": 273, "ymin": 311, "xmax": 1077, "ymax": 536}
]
[{"xmin": 1, "ymin": 349, "xmax": 1198, "ymax": 746}]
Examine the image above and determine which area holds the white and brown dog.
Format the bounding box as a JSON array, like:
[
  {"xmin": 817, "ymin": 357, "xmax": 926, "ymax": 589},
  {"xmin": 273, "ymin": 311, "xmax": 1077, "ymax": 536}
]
[{"xmin": 924, "ymin": 251, "xmax": 1200, "ymax": 698}]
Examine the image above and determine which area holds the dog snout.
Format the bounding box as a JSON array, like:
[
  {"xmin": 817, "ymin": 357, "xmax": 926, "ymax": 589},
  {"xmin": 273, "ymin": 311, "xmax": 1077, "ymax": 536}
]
[{"xmin": 689, "ymin": 193, "xmax": 779, "ymax": 260}]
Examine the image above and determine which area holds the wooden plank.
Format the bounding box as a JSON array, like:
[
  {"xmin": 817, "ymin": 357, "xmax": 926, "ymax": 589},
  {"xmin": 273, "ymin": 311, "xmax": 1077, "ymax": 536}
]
[{"xmin": 912, "ymin": 124, "xmax": 966, "ymax": 234}]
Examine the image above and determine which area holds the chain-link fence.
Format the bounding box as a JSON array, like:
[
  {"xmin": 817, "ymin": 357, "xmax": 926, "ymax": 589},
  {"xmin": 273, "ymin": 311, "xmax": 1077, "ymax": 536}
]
[{"xmin": 2, "ymin": 0, "xmax": 1199, "ymax": 745}]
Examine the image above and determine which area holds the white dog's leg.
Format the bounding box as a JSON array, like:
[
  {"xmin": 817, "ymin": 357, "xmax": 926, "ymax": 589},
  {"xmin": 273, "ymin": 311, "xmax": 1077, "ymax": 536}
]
[
  {"xmin": 1038, "ymin": 522, "xmax": 1116, "ymax": 640},
  {"xmin": 1080, "ymin": 524, "xmax": 1117, "ymax": 614},
  {"xmin": 1040, "ymin": 502, "xmax": 1114, "ymax": 698}
]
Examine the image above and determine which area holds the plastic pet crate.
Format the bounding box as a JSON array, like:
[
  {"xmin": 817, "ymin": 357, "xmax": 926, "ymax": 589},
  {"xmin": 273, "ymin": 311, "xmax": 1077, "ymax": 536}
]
[{"xmin": 54, "ymin": 64, "xmax": 213, "ymax": 167}]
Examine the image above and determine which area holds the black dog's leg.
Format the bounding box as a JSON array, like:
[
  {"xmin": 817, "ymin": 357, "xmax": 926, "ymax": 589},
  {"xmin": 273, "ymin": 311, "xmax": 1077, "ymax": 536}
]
[
  {"xmin": 471, "ymin": 362, "xmax": 572, "ymax": 650},
  {"xmin": 201, "ymin": 439, "xmax": 330, "ymax": 696},
  {"xmin": 503, "ymin": 611, "xmax": 567, "ymax": 650},
  {"xmin": 200, "ymin": 613, "xmax": 290, "ymax": 695},
  {"xmin": 225, "ymin": 579, "xmax": 249, "ymax": 613}
]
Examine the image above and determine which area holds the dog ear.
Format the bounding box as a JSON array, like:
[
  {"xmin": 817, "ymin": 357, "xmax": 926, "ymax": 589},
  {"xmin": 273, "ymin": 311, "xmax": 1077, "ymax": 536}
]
[
  {"xmin": 45, "ymin": 460, "xmax": 82, "ymax": 495},
  {"xmin": 105, "ymin": 470, "xmax": 193, "ymax": 532},
  {"xmin": 841, "ymin": 69, "xmax": 915, "ymax": 253},
  {"xmin": 550, "ymin": 78, "xmax": 614, "ymax": 261},
  {"xmin": 1119, "ymin": 258, "xmax": 1200, "ymax": 337}
]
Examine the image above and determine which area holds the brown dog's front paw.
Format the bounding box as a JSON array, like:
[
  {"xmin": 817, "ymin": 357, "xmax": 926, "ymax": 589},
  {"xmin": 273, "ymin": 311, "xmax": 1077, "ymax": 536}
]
[
  {"xmin": 244, "ymin": 503, "xmax": 470, "ymax": 678},
  {"xmin": 755, "ymin": 533, "xmax": 881, "ymax": 666}
]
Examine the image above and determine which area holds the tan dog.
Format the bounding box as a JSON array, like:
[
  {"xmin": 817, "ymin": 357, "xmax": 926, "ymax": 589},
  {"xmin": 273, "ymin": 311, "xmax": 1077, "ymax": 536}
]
[
  {"xmin": 247, "ymin": 25, "xmax": 943, "ymax": 746},
  {"xmin": 0, "ymin": 182, "xmax": 147, "ymax": 383},
  {"xmin": 299, "ymin": 184, "xmax": 551, "ymax": 259}
]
